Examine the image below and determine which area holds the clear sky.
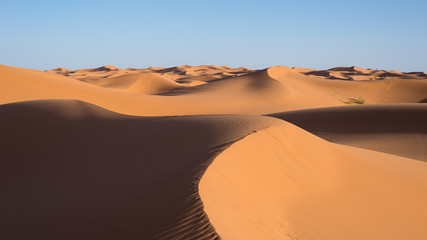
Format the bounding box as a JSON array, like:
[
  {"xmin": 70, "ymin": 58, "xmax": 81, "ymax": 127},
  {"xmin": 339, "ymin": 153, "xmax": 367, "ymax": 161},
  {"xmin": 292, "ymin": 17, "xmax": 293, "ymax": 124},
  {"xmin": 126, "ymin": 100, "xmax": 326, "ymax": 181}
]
[{"xmin": 1, "ymin": 0, "xmax": 426, "ymax": 71}]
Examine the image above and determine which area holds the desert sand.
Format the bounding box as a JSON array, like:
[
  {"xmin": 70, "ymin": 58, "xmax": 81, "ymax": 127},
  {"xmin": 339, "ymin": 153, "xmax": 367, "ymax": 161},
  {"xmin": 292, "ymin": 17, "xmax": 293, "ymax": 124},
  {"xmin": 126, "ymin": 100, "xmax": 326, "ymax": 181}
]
[{"xmin": 1, "ymin": 64, "xmax": 427, "ymax": 239}]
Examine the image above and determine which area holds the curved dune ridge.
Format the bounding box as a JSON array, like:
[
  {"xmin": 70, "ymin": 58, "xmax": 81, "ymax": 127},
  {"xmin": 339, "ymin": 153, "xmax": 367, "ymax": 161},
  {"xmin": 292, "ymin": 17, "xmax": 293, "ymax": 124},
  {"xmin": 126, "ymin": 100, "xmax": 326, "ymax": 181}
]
[
  {"xmin": 200, "ymin": 122, "xmax": 427, "ymax": 240},
  {"xmin": 1, "ymin": 64, "xmax": 427, "ymax": 239},
  {"xmin": 0, "ymin": 99, "xmax": 280, "ymax": 239},
  {"xmin": 84, "ymin": 72, "xmax": 184, "ymax": 94}
]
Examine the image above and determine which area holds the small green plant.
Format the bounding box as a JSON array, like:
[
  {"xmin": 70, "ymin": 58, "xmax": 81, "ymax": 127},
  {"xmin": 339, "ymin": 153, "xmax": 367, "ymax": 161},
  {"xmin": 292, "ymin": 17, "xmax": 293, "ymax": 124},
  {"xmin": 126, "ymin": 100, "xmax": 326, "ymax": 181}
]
[{"xmin": 344, "ymin": 96, "xmax": 367, "ymax": 105}]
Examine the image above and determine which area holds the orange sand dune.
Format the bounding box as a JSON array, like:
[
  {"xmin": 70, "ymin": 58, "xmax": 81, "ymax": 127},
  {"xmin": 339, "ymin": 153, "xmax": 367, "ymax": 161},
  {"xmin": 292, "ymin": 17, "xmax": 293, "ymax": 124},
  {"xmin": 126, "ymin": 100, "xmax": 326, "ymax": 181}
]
[
  {"xmin": 0, "ymin": 100, "xmax": 279, "ymax": 239},
  {"xmin": 200, "ymin": 121, "xmax": 427, "ymax": 240},
  {"xmin": 269, "ymin": 104, "xmax": 427, "ymax": 161},
  {"xmin": 1, "ymin": 64, "xmax": 427, "ymax": 239},
  {"xmin": 83, "ymin": 72, "xmax": 184, "ymax": 94},
  {"xmin": 47, "ymin": 64, "xmax": 254, "ymax": 84},
  {"xmin": 303, "ymin": 66, "xmax": 427, "ymax": 81}
]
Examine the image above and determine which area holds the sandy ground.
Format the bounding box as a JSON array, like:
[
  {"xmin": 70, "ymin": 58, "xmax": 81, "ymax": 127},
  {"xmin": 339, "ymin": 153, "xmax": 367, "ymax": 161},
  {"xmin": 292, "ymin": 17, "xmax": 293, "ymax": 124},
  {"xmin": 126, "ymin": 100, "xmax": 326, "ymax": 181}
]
[{"xmin": 1, "ymin": 64, "xmax": 427, "ymax": 239}]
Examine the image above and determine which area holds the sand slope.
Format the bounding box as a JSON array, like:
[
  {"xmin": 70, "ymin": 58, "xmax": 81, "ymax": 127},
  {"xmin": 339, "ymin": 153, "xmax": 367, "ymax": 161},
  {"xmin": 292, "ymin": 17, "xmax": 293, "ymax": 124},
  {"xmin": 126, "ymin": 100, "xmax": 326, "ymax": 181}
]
[
  {"xmin": 200, "ymin": 122, "xmax": 427, "ymax": 240},
  {"xmin": 84, "ymin": 72, "xmax": 184, "ymax": 94},
  {"xmin": 0, "ymin": 100, "xmax": 279, "ymax": 239},
  {"xmin": 269, "ymin": 104, "xmax": 427, "ymax": 161}
]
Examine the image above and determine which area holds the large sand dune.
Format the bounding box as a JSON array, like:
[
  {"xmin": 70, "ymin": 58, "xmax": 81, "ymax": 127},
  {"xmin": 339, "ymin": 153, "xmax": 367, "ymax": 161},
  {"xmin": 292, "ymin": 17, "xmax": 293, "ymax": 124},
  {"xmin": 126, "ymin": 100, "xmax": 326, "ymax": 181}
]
[
  {"xmin": 1, "ymin": 64, "xmax": 427, "ymax": 239},
  {"xmin": 200, "ymin": 122, "xmax": 427, "ymax": 240}
]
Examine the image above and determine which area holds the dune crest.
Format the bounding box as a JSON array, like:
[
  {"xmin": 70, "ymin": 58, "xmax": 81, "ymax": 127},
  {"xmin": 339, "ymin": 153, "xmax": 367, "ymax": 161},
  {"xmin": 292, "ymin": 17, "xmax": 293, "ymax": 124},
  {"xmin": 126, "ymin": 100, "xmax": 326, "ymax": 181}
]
[
  {"xmin": 94, "ymin": 65, "xmax": 120, "ymax": 71},
  {"xmin": 0, "ymin": 99, "xmax": 281, "ymax": 239},
  {"xmin": 48, "ymin": 67, "xmax": 71, "ymax": 73},
  {"xmin": 266, "ymin": 65, "xmax": 299, "ymax": 80},
  {"xmin": 269, "ymin": 104, "xmax": 427, "ymax": 161},
  {"xmin": 84, "ymin": 72, "xmax": 184, "ymax": 94},
  {"xmin": 200, "ymin": 122, "xmax": 427, "ymax": 240}
]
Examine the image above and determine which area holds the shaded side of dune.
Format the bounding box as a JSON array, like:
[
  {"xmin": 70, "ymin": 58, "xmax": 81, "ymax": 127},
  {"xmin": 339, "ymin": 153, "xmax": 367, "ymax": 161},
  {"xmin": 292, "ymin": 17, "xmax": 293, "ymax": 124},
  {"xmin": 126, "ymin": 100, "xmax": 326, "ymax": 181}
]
[
  {"xmin": 0, "ymin": 100, "xmax": 279, "ymax": 240},
  {"xmin": 268, "ymin": 104, "xmax": 427, "ymax": 161}
]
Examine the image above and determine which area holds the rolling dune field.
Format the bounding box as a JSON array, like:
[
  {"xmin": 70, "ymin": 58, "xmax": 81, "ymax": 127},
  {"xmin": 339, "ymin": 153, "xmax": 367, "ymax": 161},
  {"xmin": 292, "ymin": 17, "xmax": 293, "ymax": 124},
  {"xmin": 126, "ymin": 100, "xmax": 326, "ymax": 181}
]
[{"xmin": 1, "ymin": 64, "xmax": 427, "ymax": 239}]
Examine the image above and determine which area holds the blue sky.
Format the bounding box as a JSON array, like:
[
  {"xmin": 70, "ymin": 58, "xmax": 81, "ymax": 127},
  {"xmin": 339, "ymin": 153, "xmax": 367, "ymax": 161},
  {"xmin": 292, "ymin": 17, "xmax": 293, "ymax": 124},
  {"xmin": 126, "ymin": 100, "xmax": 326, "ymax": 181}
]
[{"xmin": 1, "ymin": 0, "xmax": 426, "ymax": 71}]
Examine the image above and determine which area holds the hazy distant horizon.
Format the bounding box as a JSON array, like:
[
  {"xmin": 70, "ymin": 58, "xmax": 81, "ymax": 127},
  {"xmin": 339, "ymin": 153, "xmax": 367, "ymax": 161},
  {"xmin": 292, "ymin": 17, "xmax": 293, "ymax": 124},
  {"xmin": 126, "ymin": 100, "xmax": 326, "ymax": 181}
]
[
  {"xmin": 1, "ymin": 0, "xmax": 426, "ymax": 72},
  {"xmin": 39, "ymin": 64, "xmax": 425, "ymax": 73}
]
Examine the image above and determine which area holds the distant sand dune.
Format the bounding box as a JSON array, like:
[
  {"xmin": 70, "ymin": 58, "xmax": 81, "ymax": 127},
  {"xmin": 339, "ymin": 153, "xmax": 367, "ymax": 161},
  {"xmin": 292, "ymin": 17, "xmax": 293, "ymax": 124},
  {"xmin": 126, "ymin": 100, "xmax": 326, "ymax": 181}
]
[{"xmin": 84, "ymin": 72, "xmax": 184, "ymax": 94}]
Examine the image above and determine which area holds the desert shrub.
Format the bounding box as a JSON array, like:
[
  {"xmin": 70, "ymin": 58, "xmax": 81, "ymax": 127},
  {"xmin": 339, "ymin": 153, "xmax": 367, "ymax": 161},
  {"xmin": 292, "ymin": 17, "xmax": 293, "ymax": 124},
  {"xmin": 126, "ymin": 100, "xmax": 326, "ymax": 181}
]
[{"xmin": 344, "ymin": 96, "xmax": 367, "ymax": 105}]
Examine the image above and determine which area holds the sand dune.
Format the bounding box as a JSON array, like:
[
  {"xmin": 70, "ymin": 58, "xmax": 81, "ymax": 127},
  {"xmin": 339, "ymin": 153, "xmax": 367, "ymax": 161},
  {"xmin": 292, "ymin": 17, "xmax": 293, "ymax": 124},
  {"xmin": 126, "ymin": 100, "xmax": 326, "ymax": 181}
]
[
  {"xmin": 48, "ymin": 64, "xmax": 254, "ymax": 85},
  {"xmin": 82, "ymin": 72, "xmax": 184, "ymax": 94},
  {"xmin": 1, "ymin": 64, "xmax": 427, "ymax": 239},
  {"xmin": 303, "ymin": 66, "xmax": 427, "ymax": 81},
  {"xmin": 269, "ymin": 104, "xmax": 427, "ymax": 161},
  {"xmin": 200, "ymin": 122, "xmax": 427, "ymax": 240},
  {"xmin": 0, "ymin": 100, "xmax": 279, "ymax": 239}
]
